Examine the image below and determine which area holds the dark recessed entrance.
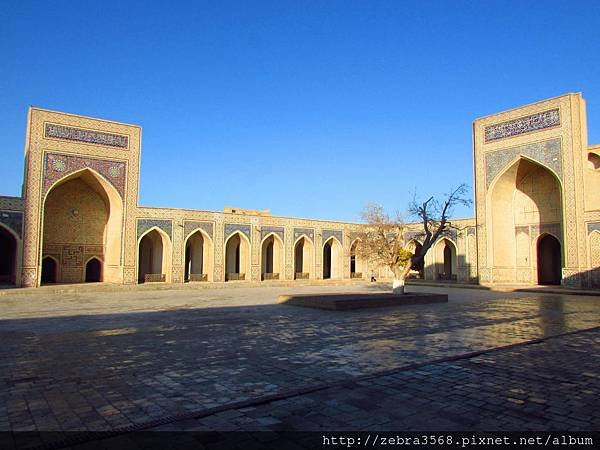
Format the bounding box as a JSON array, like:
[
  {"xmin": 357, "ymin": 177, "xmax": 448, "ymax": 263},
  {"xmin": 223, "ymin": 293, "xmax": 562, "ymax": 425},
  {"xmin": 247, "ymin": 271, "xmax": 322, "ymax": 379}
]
[
  {"xmin": 537, "ymin": 234, "xmax": 561, "ymax": 285},
  {"xmin": 323, "ymin": 241, "xmax": 332, "ymax": 279},
  {"xmin": 41, "ymin": 257, "xmax": 57, "ymax": 284},
  {"xmin": 85, "ymin": 258, "xmax": 102, "ymax": 282},
  {"xmin": 0, "ymin": 226, "xmax": 17, "ymax": 285}
]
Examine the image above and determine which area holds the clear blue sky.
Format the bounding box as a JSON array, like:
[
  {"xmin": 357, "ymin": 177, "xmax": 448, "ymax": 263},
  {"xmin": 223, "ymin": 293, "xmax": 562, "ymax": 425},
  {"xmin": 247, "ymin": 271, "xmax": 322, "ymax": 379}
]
[{"xmin": 1, "ymin": 1, "xmax": 599, "ymax": 222}]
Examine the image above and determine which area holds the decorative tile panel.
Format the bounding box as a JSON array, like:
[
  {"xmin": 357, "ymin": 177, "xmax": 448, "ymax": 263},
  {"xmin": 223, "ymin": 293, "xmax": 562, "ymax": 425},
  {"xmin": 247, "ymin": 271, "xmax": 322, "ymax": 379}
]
[
  {"xmin": 294, "ymin": 228, "xmax": 314, "ymax": 241},
  {"xmin": 531, "ymin": 223, "xmax": 561, "ymax": 240},
  {"xmin": 43, "ymin": 153, "xmax": 127, "ymax": 198},
  {"xmin": 0, "ymin": 196, "xmax": 23, "ymax": 211},
  {"xmin": 224, "ymin": 223, "xmax": 251, "ymax": 241},
  {"xmin": 348, "ymin": 232, "xmax": 361, "ymax": 243},
  {"xmin": 484, "ymin": 109, "xmax": 560, "ymax": 142},
  {"xmin": 322, "ymin": 229, "xmax": 343, "ymax": 243},
  {"xmin": 84, "ymin": 245, "xmax": 104, "ymax": 255},
  {"xmin": 514, "ymin": 226, "xmax": 529, "ymax": 235},
  {"xmin": 261, "ymin": 226, "xmax": 284, "ymax": 242},
  {"xmin": 62, "ymin": 245, "xmax": 84, "ymax": 267},
  {"xmin": 137, "ymin": 219, "xmax": 172, "ymax": 240},
  {"xmin": 485, "ymin": 139, "xmax": 562, "ymax": 189},
  {"xmin": 404, "ymin": 230, "xmax": 425, "ymax": 243},
  {"xmin": 184, "ymin": 221, "xmax": 214, "ymax": 239},
  {"xmin": 440, "ymin": 228, "xmax": 458, "ymax": 242},
  {"xmin": 587, "ymin": 222, "xmax": 600, "ymax": 235},
  {"xmin": 45, "ymin": 123, "xmax": 129, "ymax": 148},
  {"xmin": 0, "ymin": 211, "xmax": 23, "ymax": 238}
]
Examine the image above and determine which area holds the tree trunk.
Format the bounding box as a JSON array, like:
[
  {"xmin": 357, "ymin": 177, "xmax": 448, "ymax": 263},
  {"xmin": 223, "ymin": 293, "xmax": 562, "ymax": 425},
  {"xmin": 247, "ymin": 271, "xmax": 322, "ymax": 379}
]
[
  {"xmin": 392, "ymin": 278, "xmax": 405, "ymax": 295},
  {"xmin": 391, "ymin": 265, "xmax": 410, "ymax": 296}
]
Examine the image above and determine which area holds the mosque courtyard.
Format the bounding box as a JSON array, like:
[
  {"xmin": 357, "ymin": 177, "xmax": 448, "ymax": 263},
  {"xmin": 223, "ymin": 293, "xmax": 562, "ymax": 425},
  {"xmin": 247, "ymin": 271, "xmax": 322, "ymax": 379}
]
[{"xmin": 0, "ymin": 283, "xmax": 599, "ymax": 448}]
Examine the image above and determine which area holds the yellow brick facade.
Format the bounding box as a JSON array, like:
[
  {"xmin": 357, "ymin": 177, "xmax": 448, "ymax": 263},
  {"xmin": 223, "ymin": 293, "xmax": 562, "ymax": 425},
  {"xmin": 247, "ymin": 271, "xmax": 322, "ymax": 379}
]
[
  {"xmin": 474, "ymin": 93, "xmax": 600, "ymax": 288},
  {"xmin": 0, "ymin": 93, "xmax": 597, "ymax": 288}
]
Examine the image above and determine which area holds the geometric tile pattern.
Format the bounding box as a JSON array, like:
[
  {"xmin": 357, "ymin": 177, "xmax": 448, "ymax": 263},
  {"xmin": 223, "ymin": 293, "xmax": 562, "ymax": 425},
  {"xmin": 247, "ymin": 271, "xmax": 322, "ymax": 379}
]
[
  {"xmin": 224, "ymin": 224, "xmax": 251, "ymax": 241},
  {"xmin": 0, "ymin": 195, "xmax": 23, "ymax": 211},
  {"xmin": 43, "ymin": 153, "xmax": 127, "ymax": 198},
  {"xmin": 0, "ymin": 210, "xmax": 23, "ymax": 238},
  {"xmin": 531, "ymin": 223, "xmax": 562, "ymax": 240},
  {"xmin": 587, "ymin": 222, "xmax": 600, "ymax": 235},
  {"xmin": 322, "ymin": 229, "xmax": 343, "ymax": 243},
  {"xmin": 485, "ymin": 138, "xmax": 562, "ymax": 189},
  {"xmin": 293, "ymin": 228, "xmax": 314, "ymax": 241},
  {"xmin": 61, "ymin": 245, "xmax": 84, "ymax": 267},
  {"xmin": 184, "ymin": 221, "xmax": 214, "ymax": 240},
  {"xmin": 439, "ymin": 227, "xmax": 458, "ymax": 242},
  {"xmin": 137, "ymin": 219, "xmax": 172, "ymax": 240},
  {"xmin": 260, "ymin": 226, "xmax": 284, "ymax": 242},
  {"xmin": 404, "ymin": 230, "xmax": 425, "ymax": 243}
]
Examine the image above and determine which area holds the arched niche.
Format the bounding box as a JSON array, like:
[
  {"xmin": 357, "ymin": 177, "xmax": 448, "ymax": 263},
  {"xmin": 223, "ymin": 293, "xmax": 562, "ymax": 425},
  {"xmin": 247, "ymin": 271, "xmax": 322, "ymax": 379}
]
[
  {"xmin": 322, "ymin": 237, "xmax": 343, "ymax": 279},
  {"xmin": 41, "ymin": 255, "xmax": 58, "ymax": 284},
  {"xmin": 588, "ymin": 152, "xmax": 600, "ymax": 170},
  {"xmin": 184, "ymin": 229, "xmax": 213, "ymax": 282},
  {"xmin": 406, "ymin": 239, "xmax": 424, "ymax": 278},
  {"xmin": 350, "ymin": 239, "xmax": 365, "ymax": 279},
  {"xmin": 488, "ymin": 157, "xmax": 562, "ymax": 282},
  {"xmin": 85, "ymin": 256, "xmax": 102, "ymax": 282},
  {"xmin": 42, "ymin": 168, "xmax": 123, "ymax": 284},
  {"xmin": 294, "ymin": 235, "xmax": 313, "ymax": 279},
  {"xmin": 261, "ymin": 233, "xmax": 284, "ymax": 280},
  {"xmin": 224, "ymin": 231, "xmax": 250, "ymax": 281},
  {"xmin": 434, "ymin": 238, "xmax": 457, "ymax": 281},
  {"xmin": 137, "ymin": 227, "xmax": 172, "ymax": 283},
  {"xmin": 585, "ymin": 151, "xmax": 600, "ymax": 211}
]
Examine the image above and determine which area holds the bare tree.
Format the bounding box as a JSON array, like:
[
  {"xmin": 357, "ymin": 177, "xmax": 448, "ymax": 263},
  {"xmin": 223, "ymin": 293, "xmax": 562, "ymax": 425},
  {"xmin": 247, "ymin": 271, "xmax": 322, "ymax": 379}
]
[{"xmin": 355, "ymin": 184, "xmax": 472, "ymax": 295}]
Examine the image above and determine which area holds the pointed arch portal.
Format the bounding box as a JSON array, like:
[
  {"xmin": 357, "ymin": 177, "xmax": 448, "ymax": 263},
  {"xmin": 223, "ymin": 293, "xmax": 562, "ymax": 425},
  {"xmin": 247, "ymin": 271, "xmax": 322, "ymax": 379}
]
[
  {"xmin": 225, "ymin": 232, "xmax": 250, "ymax": 281},
  {"xmin": 435, "ymin": 238, "xmax": 457, "ymax": 281},
  {"xmin": 184, "ymin": 229, "xmax": 213, "ymax": 282},
  {"xmin": 350, "ymin": 240, "xmax": 364, "ymax": 279},
  {"xmin": 138, "ymin": 228, "xmax": 171, "ymax": 283},
  {"xmin": 323, "ymin": 237, "xmax": 342, "ymax": 279},
  {"xmin": 261, "ymin": 234, "xmax": 283, "ymax": 280},
  {"xmin": 41, "ymin": 168, "xmax": 123, "ymax": 284},
  {"xmin": 488, "ymin": 157, "xmax": 563, "ymax": 284},
  {"xmin": 294, "ymin": 236, "xmax": 313, "ymax": 279}
]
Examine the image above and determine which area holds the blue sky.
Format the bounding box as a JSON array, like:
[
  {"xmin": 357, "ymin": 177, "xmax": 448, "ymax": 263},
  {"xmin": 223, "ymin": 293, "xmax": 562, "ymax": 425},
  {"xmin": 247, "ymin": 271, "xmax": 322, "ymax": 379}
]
[{"xmin": 1, "ymin": 1, "xmax": 599, "ymax": 222}]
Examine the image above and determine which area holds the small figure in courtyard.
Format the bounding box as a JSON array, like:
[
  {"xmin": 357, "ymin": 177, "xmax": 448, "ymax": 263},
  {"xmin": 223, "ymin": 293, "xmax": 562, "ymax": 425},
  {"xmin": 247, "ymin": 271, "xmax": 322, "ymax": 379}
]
[{"xmin": 370, "ymin": 271, "xmax": 377, "ymax": 282}]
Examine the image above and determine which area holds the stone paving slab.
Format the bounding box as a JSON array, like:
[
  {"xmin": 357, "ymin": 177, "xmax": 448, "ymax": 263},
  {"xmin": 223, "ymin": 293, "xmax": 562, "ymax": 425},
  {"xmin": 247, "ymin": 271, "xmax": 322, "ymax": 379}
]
[
  {"xmin": 0, "ymin": 285, "xmax": 599, "ymax": 445},
  {"xmin": 144, "ymin": 327, "xmax": 600, "ymax": 434},
  {"xmin": 8, "ymin": 328, "xmax": 598, "ymax": 450}
]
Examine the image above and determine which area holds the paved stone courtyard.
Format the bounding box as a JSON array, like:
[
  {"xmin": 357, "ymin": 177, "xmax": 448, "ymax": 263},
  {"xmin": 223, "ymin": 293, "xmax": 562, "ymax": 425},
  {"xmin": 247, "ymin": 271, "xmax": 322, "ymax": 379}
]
[{"xmin": 1, "ymin": 283, "xmax": 599, "ymax": 448}]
